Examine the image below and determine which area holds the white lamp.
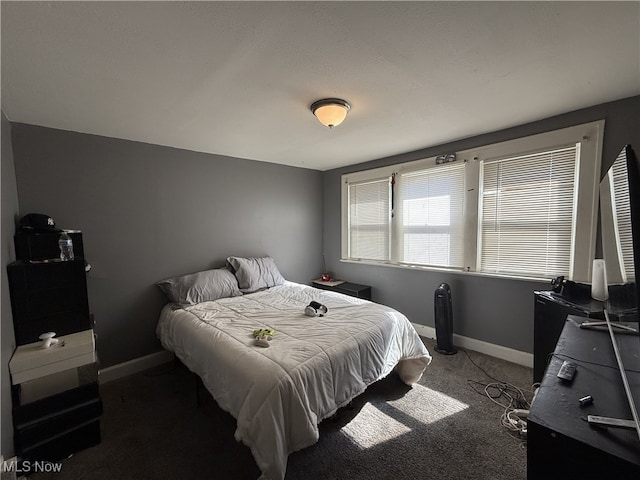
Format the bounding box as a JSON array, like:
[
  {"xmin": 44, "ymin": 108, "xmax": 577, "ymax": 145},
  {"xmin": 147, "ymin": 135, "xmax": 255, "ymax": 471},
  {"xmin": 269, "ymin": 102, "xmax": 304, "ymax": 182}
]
[
  {"xmin": 591, "ymin": 259, "xmax": 609, "ymax": 301},
  {"xmin": 310, "ymin": 98, "xmax": 351, "ymax": 129}
]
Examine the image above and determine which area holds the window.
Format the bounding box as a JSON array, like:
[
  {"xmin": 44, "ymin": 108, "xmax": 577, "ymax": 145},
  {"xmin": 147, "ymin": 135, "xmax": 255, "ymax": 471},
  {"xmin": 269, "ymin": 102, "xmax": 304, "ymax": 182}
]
[
  {"xmin": 397, "ymin": 163, "xmax": 465, "ymax": 268},
  {"xmin": 478, "ymin": 146, "xmax": 578, "ymax": 278},
  {"xmin": 347, "ymin": 178, "xmax": 390, "ymax": 261},
  {"xmin": 341, "ymin": 121, "xmax": 604, "ymax": 282}
]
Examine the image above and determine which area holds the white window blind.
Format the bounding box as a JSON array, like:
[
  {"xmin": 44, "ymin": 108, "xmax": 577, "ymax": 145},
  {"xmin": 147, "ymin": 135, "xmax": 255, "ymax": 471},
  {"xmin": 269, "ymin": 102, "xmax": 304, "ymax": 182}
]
[
  {"xmin": 348, "ymin": 178, "xmax": 390, "ymax": 261},
  {"xmin": 611, "ymin": 150, "xmax": 635, "ymax": 282},
  {"xmin": 397, "ymin": 163, "xmax": 465, "ymax": 267},
  {"xmin": 341, "ymin": 121, "xmax": 602, "ymax": 280},
  {"xmin": 479, "ymin": 146, "xmax": 578, "ymax": 277}
]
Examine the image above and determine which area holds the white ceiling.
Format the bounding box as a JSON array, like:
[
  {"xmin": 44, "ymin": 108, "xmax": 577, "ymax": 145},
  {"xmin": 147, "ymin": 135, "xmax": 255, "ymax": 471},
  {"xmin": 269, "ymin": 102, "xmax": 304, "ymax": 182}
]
[{"xmin": 2, "ymin": 2, "xmax": 639, "ymax": 171}]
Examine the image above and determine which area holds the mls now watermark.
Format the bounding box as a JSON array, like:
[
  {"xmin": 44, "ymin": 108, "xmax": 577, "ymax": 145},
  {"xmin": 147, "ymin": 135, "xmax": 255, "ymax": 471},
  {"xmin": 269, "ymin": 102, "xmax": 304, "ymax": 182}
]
[{"xmin": 2, "ymin": 459, "xmax": 63, "ymax": 474}]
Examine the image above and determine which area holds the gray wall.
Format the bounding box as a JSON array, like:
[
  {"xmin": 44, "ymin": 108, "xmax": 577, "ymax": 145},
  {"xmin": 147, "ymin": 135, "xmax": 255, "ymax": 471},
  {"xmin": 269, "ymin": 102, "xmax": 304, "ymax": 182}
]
[
  {"xmin": 2, "ymin": 111, "xmax": 18, "ymax": 456},
  {"xmin": 7, "ymin": 95, "xmax": 639, "ymax": 371},
  {"xmin": 10, "ymin": 125, "xmax": 323, "ymax": 367},
  {"xmin": 322, "ymin": 95, "xmax": 640, "ymax": 353}
]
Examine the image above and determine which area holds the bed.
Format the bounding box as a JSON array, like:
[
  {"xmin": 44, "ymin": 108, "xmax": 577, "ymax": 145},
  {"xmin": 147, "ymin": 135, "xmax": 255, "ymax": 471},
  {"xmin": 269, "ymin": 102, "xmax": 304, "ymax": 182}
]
[{"xmin": 155, "ymin": 258, "xmax": 431, "ymax": 480}]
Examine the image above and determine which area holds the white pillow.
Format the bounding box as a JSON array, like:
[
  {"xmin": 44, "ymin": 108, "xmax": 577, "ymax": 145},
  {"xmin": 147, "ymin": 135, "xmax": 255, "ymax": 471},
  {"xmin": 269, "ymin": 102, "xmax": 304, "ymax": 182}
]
[
  {"xmin": 157, "ymin": 268, "xmax": 242, "ymax": 304},
  {"xmin": 226, "ymin": 256, "xmax": 285, "ymax": 293}
]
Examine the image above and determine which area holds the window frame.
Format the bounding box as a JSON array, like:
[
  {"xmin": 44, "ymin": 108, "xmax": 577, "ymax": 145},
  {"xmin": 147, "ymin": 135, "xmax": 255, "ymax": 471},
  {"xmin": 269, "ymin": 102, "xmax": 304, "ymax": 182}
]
[{"xmin": 341, "ymin": 120, "xmax": 604, "ymax": 282}]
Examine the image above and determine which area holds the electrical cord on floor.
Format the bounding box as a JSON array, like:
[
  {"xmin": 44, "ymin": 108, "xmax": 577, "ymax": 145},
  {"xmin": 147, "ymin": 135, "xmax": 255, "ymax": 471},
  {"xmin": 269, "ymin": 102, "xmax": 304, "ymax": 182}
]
[
  {"xmin": 461, "ymin": 347, "xmax": 504, "ymax": 383},
  {"xmin": 461, "ymin": 348, "xmax": 531, "ymax": 445},
  {"xmin": 467, "ymin": 379, "xmax": 529, "ymax": 410},
  {"xmin": 500, "ymin": 407, "xmax": 529, "ymax": 442}
]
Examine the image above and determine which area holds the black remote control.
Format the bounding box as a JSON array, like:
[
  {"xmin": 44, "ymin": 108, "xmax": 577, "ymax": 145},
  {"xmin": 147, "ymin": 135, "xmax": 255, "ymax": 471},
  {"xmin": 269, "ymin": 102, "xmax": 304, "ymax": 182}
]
[{"xmin": 557, "ymin": 360, "xmax": 577, "ymax": 381}]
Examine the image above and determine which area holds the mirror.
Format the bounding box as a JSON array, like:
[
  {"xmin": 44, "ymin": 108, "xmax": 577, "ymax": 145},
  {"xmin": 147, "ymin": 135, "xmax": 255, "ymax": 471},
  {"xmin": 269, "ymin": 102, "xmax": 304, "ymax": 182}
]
[
  {"xmin": 600, "ymin": 148, "xmax": 630, "ymax": 283},
  {"xmin": 599, "ymin": 145, "xmax": 637, "ymax": 307}
]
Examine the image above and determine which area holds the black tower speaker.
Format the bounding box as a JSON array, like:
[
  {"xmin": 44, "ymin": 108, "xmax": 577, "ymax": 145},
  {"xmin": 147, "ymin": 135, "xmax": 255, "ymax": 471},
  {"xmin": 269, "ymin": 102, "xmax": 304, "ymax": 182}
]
[{"xmin": 434, "ymin": 282, "xmax": 457, "ymax": 355}]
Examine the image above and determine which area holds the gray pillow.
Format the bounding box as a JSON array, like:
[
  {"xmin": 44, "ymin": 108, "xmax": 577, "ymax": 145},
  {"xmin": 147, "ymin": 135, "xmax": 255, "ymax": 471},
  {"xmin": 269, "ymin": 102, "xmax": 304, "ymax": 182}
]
[
  {"xmin": 226, "ymin": 256, "xmax": 285, "ymax": 293},
  {"xmin": 157, "ymin": 268, "xmax": 242, "ymax": 305}
]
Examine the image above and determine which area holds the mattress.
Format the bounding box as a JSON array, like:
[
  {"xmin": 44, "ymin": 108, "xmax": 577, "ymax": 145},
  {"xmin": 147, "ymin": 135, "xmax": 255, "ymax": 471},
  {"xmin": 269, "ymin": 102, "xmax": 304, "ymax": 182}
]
[{"xmin": 156, "ymin": 281, "xmax": 431, "ymax": 479}]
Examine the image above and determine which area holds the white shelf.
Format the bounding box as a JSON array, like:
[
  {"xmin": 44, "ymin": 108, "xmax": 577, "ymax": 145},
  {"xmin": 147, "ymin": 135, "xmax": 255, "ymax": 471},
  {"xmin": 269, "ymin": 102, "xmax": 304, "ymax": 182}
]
[{"xmin": 9, "ymin": 329, "xmax": 95, "ymax": 385}]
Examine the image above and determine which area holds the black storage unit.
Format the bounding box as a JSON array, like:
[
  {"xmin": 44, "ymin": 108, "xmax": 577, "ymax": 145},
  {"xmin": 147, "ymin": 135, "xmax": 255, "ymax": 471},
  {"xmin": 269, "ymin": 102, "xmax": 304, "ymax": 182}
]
[
  {"xmin": 7, "ymin": 228, "xmax": 101, "ymax": 463},
  {"xmin": 7, "ymin": 259, "xmax": 91, "ymax": 346},
  {"xmin": 533, "ymin": 289, "xmax": 608, "ymax": 383},
  {"xmin": 533, "ymin": 286, "xmax": 637, "ymax": 383},
  {"xmin": 14, "ymin": 231, "xmax": 84, "ymax": 262},
  {"xmin": 13, "ymin": 382, "xmax": 102, "ymax": 465},
  {"xmin": 8, "ymin": 229, "xmax": 91, "ymax": 346},
  {"xmin": 528, "ymin": 318, "xmax": 640, "ymax": 479}
]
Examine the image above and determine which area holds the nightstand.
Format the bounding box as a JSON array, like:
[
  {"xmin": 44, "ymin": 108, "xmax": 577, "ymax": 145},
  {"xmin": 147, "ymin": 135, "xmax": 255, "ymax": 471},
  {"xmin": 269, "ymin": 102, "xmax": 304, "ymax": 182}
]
[{"xmin": 312, "ymin": 279, "xmax": 372, "ymax": 301}]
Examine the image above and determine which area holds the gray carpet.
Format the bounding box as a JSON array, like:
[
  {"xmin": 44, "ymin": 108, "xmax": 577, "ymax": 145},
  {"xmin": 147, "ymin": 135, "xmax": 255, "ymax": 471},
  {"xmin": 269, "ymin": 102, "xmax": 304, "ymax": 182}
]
[{"xmin": 29, "ymin": 338, "xmax": 532, "ymax": 480}]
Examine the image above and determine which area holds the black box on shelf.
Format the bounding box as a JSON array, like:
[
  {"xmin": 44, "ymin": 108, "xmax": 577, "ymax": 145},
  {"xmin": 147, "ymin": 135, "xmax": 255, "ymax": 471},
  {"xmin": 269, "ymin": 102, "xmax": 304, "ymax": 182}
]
[
  {"xmin": 14, "ymin": 231, "xmax": 84, "ymax": 262},
  {"xmin": 7, "ymin": 260, "xmax": 91, "ymax": 346}
]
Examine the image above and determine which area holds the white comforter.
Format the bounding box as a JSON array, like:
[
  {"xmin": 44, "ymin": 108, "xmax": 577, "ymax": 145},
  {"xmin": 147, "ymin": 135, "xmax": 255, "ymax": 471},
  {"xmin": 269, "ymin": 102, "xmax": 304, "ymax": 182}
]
[{"xmin": 156, "ymin": 281, "xmax": 431, "ymax": 480}]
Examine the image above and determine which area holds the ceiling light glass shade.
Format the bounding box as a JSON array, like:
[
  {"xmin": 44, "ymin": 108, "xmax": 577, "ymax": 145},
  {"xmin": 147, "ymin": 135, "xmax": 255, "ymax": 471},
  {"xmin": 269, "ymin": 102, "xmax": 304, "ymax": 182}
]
[{"xmin": 311, "ymin": 98, "xmax": 351, "ymax": 129}]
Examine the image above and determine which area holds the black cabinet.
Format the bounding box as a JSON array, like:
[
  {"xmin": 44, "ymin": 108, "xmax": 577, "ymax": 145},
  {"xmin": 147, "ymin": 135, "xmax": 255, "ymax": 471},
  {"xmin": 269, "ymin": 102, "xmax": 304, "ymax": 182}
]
[
  {"xmin": 312, "ymin": 280, "xmax": 372, "ymax": 301},
  {"xmin": 13, "ymin": 380, "xmax": 102, "ymax": 465},
  {"xmin": 14, "ymin": 231, "xmax": 84, "ymax": 262},
  {"xmin": 533, "ymin": 290, "xmax": 605, "ymax": 383},
  {"xmin": 7, "ymin": 259, "xmax": 91, "ymax": 346},
  {"xmin": 528, "ymin": 317, "xmax": 640, "ymax": 479},
  {"xmin": 533, "ymin": 287, "xmax": 637, "ymax": 383}
]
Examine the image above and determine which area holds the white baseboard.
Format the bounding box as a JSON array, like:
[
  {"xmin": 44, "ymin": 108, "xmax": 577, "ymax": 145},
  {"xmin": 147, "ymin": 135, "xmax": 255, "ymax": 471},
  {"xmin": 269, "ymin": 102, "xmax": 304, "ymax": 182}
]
[
  {"xmin": 99, "ymin": 350, "xmax": 174, "ymax": 384},
  {"xmin": 412, "ymin": 323, "xmax": 533, "ymax": 369}
]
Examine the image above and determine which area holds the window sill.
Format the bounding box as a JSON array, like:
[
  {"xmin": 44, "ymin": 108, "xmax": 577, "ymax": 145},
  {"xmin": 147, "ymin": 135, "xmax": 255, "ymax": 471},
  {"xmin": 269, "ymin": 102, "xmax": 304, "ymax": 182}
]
[{"xmin": 339, "ymin": 258, "xmax": 551, "ymax": 283}]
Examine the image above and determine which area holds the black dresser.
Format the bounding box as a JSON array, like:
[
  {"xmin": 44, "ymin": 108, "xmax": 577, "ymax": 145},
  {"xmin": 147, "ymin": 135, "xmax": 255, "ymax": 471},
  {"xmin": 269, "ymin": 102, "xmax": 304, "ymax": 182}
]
[
  {"xmin": 533, "ymin": 290, "xmax": 605, "ymax": 383},
  {"xmin": 533, "ymin": 284, "xmax": 637, "ymax": 383},
  {"xmin": 528, "ymin": 316, "xmax": 640, "ymax": 479}
]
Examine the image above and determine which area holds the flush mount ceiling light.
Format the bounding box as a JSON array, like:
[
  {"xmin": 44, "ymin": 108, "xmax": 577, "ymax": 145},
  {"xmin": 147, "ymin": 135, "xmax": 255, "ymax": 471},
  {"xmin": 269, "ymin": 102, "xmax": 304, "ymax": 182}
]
[{"xmin": 310, "ymin": 98, "xmax": 351, "ymax": 129}]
